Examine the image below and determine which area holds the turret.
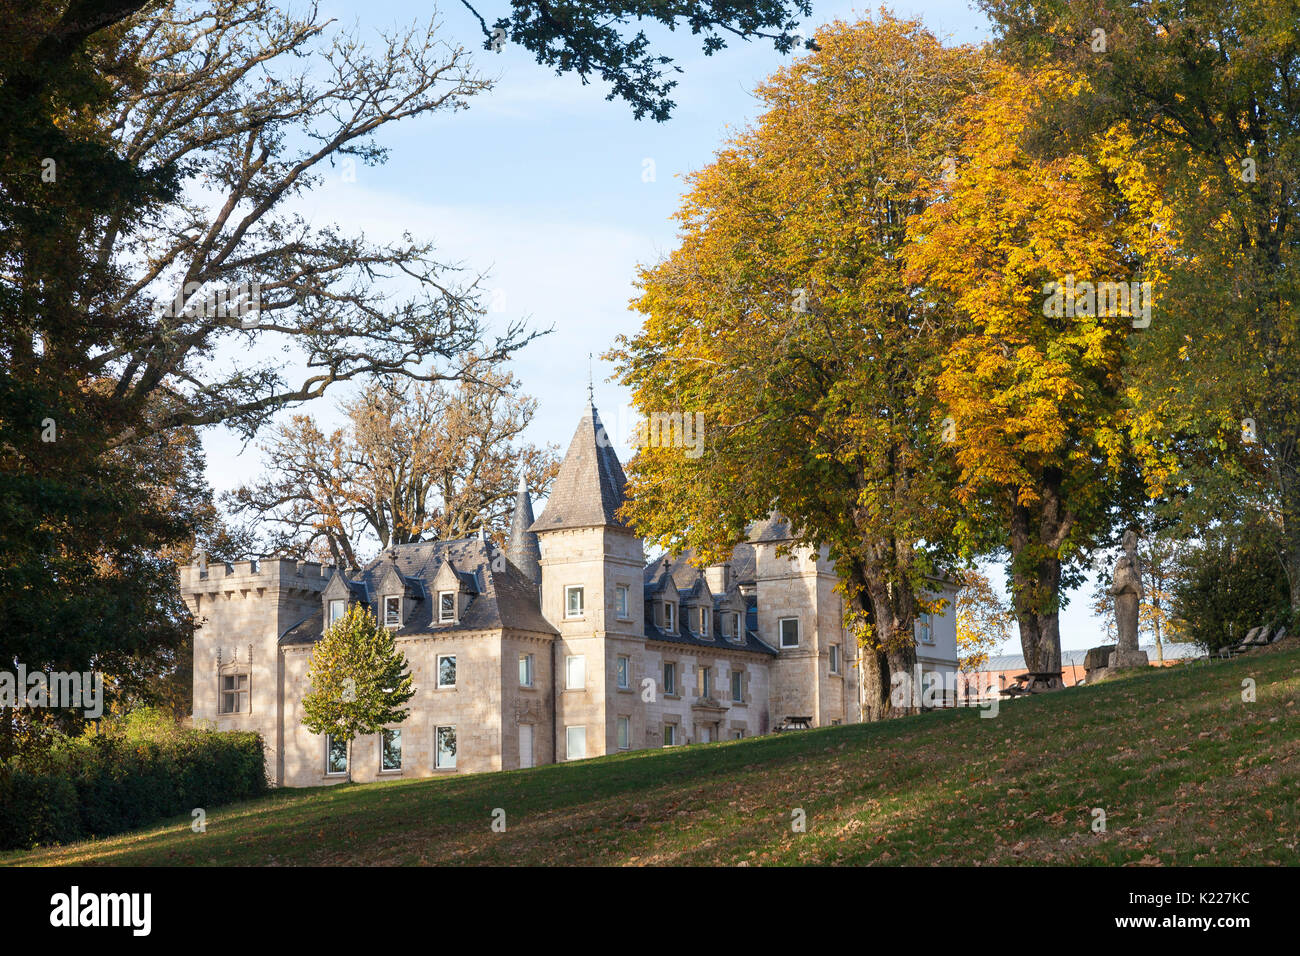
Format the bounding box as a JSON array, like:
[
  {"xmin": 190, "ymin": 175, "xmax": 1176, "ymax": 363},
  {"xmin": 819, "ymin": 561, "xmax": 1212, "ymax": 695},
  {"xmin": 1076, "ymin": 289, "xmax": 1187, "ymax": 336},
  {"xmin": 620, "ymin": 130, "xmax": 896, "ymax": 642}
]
[{"xmin": 506, "ymin": 473, "xmax": 541, "ymax": 584}]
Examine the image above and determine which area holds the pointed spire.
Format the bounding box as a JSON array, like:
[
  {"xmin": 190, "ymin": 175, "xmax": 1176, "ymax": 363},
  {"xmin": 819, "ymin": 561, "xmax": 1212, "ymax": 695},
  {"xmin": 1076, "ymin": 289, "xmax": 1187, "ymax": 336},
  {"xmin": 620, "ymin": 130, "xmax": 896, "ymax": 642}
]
[
  {"xmin": 506, "ymin": 474, "xmax": 541, "ymax": 583},
  {"xmin": 530, "ymin": 400, "xmax": 628, "ymax": 533}
]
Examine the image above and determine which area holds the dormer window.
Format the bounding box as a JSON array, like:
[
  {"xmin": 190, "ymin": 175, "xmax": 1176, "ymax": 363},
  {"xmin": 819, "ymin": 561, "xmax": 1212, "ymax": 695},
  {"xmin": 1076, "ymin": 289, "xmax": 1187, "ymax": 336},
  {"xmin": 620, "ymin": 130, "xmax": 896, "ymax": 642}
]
[
  {"xmin": 383, "ymin": 595, "xmax": 401, "ymax": 627},
  {"xmin": 439, "ymin": 591, "xmax": 456, "ymax": 624},
  {"xmin": 328, "ymin": 599, "xmax": 346, "ymax": 627},
  {"xmin": 664, "ymin": 602, "xmax": 676, "ymax": 633},
  {"xmin": 696, "ymin": 607, "xmax": 710, "ymax": 638}
]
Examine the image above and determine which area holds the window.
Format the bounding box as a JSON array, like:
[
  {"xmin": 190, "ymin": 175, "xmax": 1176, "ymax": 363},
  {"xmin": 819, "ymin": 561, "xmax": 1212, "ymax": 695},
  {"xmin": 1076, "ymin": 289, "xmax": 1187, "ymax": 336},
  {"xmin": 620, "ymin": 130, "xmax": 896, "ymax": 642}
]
[
  {"xmin": 566, "ymin": 655, "xmax": 586, "ymax": 690},
  {"xmin": 617, "ymin": 716, "xmax": 630, "ymax": 750},
  {"xmin": 328, "ymin": 599, "xmax": 346, "ymax": 626},
  {"xmin": 566, "ymin": 725, "xmax": 587, "ymax": 760},
  {"xmin": 731, "ymin": 612, "xmax": 742, "ymax": 640},
  {"xmin": 700, "ymin": 666, "xmax": 712, "ymax": 698},
  {"xmin": 219, "ymin": 673, "xmax": 249, "ymax": 714},
  {"xmin": 731, "ymin": 671, "xmax": 743, "ymax": 703},
  {"xmin": 384, "ymin": 594, "xmax": 401, "ymax": 627},
  {"xmin": 438, "ymin": 654, "xmax": 457, "ymax": 688},
  {"xmin": 565, "ymin": 585, "xmax": 584, "ymax": 618},
  {"xmin": 918, "ymin": 612, "xmax": 935, "ymax": 644},
  {"xmin": 519, "ymin": 653, "xmax": 534, "ymax": 687},
  {"xmin": 830, "ymin": 644, "xmax": 842, "ymax": 674},
  {"xmin": 617, "ymin": 655, "xmax": 630, "ymax": 689},
  {"xmin": 381, "ymin": 729, "xmax": 402, "ymax": 771},
  {"xmin": 663, "ymin": 661, "xmax": 677, "ymax": 696},
  {"xmin": 616, "ymin": 584, "xmax": 630, "ymax": 619},
  {"xmin": 435, "ymin": 726, "xmax": 457, "ymax": 769},
  {"xmin": 733, "ymin": 729, "xmax": 744, "ymax": 740},
  {"xmin": 439, "ymin": 591, "xmax": 455, "ymax": 623},
  {"xmin": 696, "ymin": 607, "xmax": 710, "ymax": 637},
  {"xmin": 664, "ymin": 602, "xmax": 676, "ymax": 632},
  {"xmin": 326, "ymin": 735, "xmax": 347, "ymax": 775},
  {"xmin": 663, "ymin": 724, "xmax": 677, "ymax": 747},
  {"xmin": 779, "ymin": 617, "xmax": 800, "ymax": 649}
]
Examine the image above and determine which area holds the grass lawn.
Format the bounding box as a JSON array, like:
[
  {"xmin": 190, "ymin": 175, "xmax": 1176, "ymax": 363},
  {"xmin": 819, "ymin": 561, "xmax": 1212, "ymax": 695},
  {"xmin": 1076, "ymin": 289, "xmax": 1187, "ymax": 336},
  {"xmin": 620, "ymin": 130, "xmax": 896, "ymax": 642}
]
[{"xmin": 6, "ymin": 643, "xmax": 1299, "ymax": 866}]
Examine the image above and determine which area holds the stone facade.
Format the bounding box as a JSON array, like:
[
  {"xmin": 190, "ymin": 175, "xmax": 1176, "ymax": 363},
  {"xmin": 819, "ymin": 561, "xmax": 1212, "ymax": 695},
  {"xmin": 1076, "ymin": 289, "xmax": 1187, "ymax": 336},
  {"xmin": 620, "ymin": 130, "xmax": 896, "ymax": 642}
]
[{"xmin": 180, "ymin": 400, "xmax": 958, "ymax": 786}]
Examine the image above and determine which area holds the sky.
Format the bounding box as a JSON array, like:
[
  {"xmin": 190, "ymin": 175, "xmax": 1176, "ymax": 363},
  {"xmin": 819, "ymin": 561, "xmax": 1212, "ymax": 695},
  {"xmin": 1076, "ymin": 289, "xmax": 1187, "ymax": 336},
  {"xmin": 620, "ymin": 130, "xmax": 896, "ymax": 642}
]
[{"xmin": 198, "ymin": 0, "xmax": 1112, "ymax": 653}]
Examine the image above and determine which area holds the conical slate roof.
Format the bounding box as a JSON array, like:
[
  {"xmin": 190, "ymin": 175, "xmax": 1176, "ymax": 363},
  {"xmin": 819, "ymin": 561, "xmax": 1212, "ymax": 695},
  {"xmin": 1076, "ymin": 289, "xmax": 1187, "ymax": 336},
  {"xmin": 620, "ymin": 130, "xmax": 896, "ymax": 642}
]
[
  {"xmin": 506, "ymin": 473, "xmax": 541, "ymax": 582},
  {"xmin": 529, "ymin": 401, "xmax": 629, "ymax": 533}
]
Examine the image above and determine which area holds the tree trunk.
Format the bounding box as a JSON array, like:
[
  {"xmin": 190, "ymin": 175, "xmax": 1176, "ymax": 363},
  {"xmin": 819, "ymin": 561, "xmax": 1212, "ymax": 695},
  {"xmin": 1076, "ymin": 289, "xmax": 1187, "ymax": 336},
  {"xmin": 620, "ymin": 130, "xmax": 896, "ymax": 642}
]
[
  {"xmin": 1007, "ymin": 470, "xmax": 1072, "ymax": 675},
  {"xmin": 1280, "ymin": 459, "xmax": 1300, "ymax": 616},
  {"xmin": 0, "ymin": 706, "xmax": 12, "ymax": 762},
  {"xmin": 858, "ymin": 560, "xmax": 919, "ymax": 718}
]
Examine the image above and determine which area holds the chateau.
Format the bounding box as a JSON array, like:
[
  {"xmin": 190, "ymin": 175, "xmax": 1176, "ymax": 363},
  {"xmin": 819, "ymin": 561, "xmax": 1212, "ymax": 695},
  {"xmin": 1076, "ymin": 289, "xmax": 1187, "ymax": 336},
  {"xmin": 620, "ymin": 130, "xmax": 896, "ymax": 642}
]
[{"xmin": 180, "ymin": 401, "xmax": 958, "ymax": 786}]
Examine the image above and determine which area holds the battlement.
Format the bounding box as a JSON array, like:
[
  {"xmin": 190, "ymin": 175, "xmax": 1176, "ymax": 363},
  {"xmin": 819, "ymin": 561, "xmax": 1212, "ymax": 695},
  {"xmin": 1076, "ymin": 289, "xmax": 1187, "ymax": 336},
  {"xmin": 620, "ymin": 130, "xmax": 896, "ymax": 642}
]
[{"xmin": 179, "ymin": 555, "xmax": 335, "ymax": 594}]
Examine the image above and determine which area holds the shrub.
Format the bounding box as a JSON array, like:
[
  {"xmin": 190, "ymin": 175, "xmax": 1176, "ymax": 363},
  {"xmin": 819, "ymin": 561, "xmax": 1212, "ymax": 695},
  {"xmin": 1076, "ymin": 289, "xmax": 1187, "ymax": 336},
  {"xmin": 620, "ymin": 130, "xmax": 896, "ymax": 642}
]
[
  {"xmin": 0, "ymin": 716, "xmax": 266, "ymax": 850},
  {"xmin": 1172, "ymin": 530, "xmax": 1291, "ymax": 654},
  {"xmin": 0, "ymin": 771, "xmax": 80, "ymax": 850}
]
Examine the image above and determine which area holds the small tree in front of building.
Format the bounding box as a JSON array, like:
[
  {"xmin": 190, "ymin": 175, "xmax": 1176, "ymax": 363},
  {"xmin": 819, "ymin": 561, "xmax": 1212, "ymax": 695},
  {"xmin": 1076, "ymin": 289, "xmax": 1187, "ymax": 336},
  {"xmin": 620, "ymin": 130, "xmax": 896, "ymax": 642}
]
[{"xmin": 301, "ymin": 604, "xmax": 415, "ymax": 782}]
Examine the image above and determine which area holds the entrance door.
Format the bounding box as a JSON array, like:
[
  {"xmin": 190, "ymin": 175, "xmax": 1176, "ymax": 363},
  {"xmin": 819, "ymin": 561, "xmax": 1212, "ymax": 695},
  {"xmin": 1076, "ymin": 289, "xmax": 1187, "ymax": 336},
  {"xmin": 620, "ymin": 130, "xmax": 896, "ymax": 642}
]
[{"xmin": 519, "ymin": 724, "xmax": 534, "ymax": 769}]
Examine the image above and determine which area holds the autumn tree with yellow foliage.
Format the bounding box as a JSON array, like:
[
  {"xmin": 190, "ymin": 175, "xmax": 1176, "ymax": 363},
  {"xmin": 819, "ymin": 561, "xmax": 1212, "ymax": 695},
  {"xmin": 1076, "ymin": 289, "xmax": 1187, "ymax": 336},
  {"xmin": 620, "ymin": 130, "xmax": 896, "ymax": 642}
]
[
  {"xmin": 903, "ymin": 67, "xmax": 1150, "ymax": 675},
  {"xmin": 613, "ymin": 15, "xmax": 986, "ymax": 717}
]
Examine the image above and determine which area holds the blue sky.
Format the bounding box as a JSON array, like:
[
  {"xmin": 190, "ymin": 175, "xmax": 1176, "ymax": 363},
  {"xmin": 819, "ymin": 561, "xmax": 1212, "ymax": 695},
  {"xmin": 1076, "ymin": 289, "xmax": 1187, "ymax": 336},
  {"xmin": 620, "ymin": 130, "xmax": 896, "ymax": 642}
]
[{"xmin": 200, "ymin": 0, "xmax": 1112, "ymax": 652}]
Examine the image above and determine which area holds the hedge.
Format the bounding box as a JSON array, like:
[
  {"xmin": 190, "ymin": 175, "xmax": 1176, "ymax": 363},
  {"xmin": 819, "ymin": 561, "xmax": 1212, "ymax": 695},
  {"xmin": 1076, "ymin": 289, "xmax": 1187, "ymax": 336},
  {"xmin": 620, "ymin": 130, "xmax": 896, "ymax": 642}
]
[{"xmin": 0, "ymin": 726, "xmax": 266, "ymax": 850}]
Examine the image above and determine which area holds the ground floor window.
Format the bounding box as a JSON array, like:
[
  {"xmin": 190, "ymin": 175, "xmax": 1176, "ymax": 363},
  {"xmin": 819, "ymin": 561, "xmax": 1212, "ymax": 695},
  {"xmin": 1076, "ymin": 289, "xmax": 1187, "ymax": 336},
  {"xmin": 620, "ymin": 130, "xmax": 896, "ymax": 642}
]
[
  {"xmin": 663, "ymin": 723, "xmax": 677, "ymax": 747},
  {"xmin": 435, "ymin": 726, "xmax": 457, "ymax": 769},
  {"xmin": 381, "ymin": 728, "xmax": 402, "ymax": 771},
  {"xmin": 566, "ymin": 725, "xmax": 587, "ymax": 760},
  {"xmin": 219, "ymin": 672, "xmax": 249, "ymax": 714},
  {"xmin": 326, "ymin": 735, "xmax": 347, "ymax": 775},
  {"xmin": 617, "ymin": 716, "xmax": 630, "ymax": 750}
]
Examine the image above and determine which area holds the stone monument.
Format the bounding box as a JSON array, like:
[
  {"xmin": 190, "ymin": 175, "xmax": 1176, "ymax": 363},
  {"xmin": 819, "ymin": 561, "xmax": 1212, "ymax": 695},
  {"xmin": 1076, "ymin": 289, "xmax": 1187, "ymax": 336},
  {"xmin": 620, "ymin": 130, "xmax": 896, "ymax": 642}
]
[{"xmin": 1108, "ymin": 529, "xmax": 1150, "ymax": 669}]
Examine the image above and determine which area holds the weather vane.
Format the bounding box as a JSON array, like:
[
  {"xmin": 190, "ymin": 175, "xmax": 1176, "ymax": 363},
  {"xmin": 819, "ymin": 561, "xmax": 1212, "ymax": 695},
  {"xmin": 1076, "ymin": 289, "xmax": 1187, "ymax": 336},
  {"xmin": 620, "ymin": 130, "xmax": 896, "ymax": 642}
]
[{"xmin": 587, "ymin": 352, "xmax": 594, "ymax": 403}]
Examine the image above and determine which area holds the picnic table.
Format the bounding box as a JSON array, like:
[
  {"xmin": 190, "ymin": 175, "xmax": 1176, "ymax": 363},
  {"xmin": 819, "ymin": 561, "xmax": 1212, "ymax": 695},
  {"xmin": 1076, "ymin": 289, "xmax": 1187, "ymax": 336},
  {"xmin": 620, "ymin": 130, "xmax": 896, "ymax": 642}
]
[{"xmin": 776, "ymin": 715, "xmax": 813, "ymax": 732}]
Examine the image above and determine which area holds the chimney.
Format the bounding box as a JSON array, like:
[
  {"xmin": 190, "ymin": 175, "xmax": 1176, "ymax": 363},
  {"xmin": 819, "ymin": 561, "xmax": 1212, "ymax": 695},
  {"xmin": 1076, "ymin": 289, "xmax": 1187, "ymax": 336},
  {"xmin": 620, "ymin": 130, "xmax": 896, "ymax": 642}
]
[{"xmin": 704, "ymin": 562, "xmax": 730, "ymax": 595}]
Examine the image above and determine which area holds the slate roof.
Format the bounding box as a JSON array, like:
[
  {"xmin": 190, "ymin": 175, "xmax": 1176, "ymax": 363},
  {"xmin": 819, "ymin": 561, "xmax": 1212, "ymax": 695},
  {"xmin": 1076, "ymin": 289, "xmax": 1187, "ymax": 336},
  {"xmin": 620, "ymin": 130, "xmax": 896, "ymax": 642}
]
[
  {"xmin": 279, "ymin": 537, "xmax": 556, "ymax": 644},
  {"xmin": 644, "ymin": 621, "xmax": 777, "ymax": 656},
  {"xmin": 644, "ymin": 541, "xmax": 758, "ymax": 589},
  {"xmin": 529, "ymin": 401, "xmax": 629, "ymax": 533},
  {"xmin": 979, "ymin": 643, "xmax": 1206, "ymax": 672},
  {"xmin": 505, "ymin": 474, "xmax": 541, "ymax": 582},
  {"xmin": 749, "ymin": 512, "xmax": 793, "ymax": 542}
]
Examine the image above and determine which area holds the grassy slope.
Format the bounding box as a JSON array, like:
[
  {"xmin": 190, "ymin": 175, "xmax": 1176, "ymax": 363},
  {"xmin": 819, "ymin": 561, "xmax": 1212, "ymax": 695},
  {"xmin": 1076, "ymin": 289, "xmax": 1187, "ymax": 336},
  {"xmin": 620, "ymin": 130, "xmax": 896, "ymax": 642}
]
[{"xmin": 6, "ymin": 643, "xmax": 1300, "ymax": 867}]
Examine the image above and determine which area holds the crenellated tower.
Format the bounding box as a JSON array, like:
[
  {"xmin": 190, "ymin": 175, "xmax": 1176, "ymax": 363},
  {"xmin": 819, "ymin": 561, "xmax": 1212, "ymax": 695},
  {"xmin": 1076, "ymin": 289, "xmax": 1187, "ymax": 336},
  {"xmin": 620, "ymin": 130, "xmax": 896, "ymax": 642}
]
[{"xmin": 179, "ymin": 555, "xmax": 331, "ymax": 784}]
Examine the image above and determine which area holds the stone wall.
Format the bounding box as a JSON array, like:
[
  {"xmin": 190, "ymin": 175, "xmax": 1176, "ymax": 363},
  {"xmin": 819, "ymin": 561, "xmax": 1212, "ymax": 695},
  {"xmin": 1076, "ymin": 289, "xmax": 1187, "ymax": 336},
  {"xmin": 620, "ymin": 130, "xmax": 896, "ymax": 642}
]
[{"xmin": 180, "ymin": 558, "xmax": 328, "ymax": 785}]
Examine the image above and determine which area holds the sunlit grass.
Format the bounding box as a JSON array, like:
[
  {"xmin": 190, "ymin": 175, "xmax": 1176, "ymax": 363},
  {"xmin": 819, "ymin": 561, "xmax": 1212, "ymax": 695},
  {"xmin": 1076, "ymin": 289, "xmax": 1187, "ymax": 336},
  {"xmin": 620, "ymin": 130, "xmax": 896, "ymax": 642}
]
[{"xmin": 6, "ymin": 644, "xmax": 1299, "ymax": 866}]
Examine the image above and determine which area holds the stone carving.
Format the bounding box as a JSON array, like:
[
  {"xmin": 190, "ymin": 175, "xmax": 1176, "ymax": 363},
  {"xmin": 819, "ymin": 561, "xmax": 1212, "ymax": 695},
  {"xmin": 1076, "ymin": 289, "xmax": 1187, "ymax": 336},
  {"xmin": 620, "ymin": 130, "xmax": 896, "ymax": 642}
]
[{"xmin": 1108, "ymin": 530, "xmax": 1149, "ymax": 669}]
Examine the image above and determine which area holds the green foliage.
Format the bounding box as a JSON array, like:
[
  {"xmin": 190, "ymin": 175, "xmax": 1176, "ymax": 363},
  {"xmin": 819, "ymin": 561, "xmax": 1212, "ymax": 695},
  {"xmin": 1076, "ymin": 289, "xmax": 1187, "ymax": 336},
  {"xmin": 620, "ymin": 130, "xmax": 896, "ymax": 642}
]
[
  {"xmin": 0, "ymin": 713, "xmax": 266, "ymax": 850},
  {"xmin": 301, "ymin": 604, "xmax": 416, "ymax": 776},
  {"xmin": 1172, "ymin": 528, "xmax": 1291, "ymax": 653},
  {"xmin": 466, "ymin": 0, "xmax": 815, "ymax": 121}
]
